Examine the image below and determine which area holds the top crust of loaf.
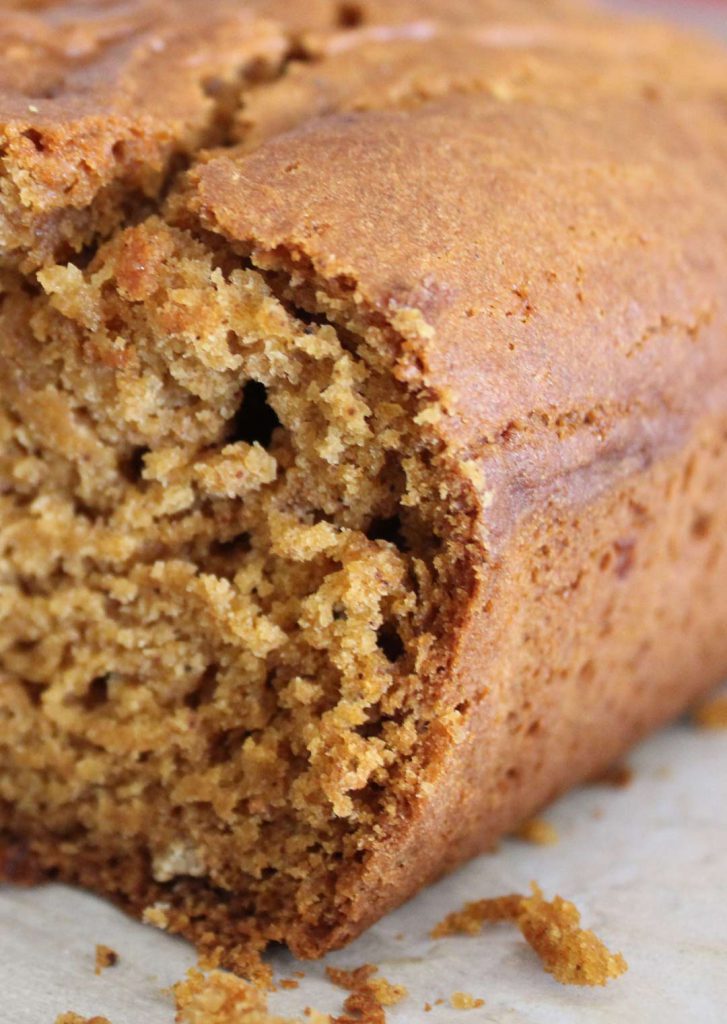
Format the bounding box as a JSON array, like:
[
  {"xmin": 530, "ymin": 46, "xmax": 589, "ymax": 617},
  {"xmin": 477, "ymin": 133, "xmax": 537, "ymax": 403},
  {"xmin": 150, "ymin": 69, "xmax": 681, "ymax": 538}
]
[
  {"xmin": 3, "ymin": 0, "xmax": 727, "ymax": 534},
  {"xmin": 0, "ymin": 0, "xmax": 339, "ymax": 268},
  {"xmin": 175, "ymin": 12, "xmax": 727, "ymax": 543},
  {"xmin": 0, "ymin": 0, "xmax": 585, "ymax": 270}
]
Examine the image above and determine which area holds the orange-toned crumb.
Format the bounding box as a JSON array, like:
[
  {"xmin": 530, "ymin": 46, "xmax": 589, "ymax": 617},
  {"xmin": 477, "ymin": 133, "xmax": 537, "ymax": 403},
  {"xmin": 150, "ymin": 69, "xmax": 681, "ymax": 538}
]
[
  {"xmin": 424, "ymin": 1004, "xmax": 432, "ymax": 1013},
  {"xmin": 55, "ymin": 1015, "xmax": 112, "ymax": 1024},
  {"xmin": 195, "ymin": 943, "xmax": 272, "ymax": 989},
  {"xmin": 432, "ymin": 884, "xmax": 627, "ymax": 987},
  {"xmin": 326, "ymin": 964, "xmax": 377, "ymax": 989},
  {"xmin": 590, "ymin": 763, "xmax": 634, "ymax": 788},
  {"xmin": 519, "ymin": 884, "xmax": 627, "ymax": 986},
  {"xmin": 449, "ymin": 992, "xmax": 485, "ymax": 1010},
  {"xmin": 94, "ymin": 944, "xmax": 119, "ymax": 975},
  {"xmin": 692, "ymin": 695, "xmax": 727, "ymax": 729},
  {"xmin": 431, "ymin": 894, "xmax": 524, "ymax": 938},
  {"xmin": 367, "ymin": 977, "xmax": 408, "ymax": 1008},
  {"xmin": 515, "ymin": 817, "xmax": 559, "ymax": 846},
  {"xmin": 326, "ymin": 964, "xmax": 407, "ymax": 1023},
  {"xmin": 279, "ymin": 979, "xmax": 300, "ymax": 990},
  {"xmin": 172, "ymin": 968, "xmax": 308, "ymax": 1024}
]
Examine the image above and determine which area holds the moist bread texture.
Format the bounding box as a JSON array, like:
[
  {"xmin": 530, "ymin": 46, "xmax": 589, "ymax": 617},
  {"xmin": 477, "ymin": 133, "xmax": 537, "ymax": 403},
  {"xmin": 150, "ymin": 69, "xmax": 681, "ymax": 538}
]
[{"xmin": 1, "ymin": 0, "xmax": 727, "ymax": 964}]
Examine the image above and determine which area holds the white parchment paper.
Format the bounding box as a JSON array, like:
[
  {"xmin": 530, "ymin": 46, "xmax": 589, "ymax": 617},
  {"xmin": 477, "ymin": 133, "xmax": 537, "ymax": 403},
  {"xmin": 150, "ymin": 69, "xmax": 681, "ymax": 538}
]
[{"xmin": 1, "ymin": 3, "xmax": 725, "ymax": 1022}]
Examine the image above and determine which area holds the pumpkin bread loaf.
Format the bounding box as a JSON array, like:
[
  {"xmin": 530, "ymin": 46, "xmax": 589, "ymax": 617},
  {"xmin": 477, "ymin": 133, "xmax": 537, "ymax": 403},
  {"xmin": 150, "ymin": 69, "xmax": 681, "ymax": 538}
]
[{"xmin": 1, "ymin": 0, "xmax": 727, "ymax": 964}]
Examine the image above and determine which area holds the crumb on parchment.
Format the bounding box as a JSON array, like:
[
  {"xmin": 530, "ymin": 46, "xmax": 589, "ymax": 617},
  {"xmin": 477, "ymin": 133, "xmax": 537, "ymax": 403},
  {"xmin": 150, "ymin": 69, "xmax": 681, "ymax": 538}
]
[
  {"xmin": 432, "ymin": 883, "xmax": 627, "ymax": 986},
  {"xmin": 326, "ymin": 963, "xmax": 407, "ymax": 1023},
  {"xmin": 143, "ymin": 901, "xmax": 271, "ymax": 987},
  {"xmin": 514, "ymin": 817, "xmax": 559, "ymax": 846},
  {"xmin": 518, "ymin": 884, "xmax": 627, "ymax": 986},
  {"xmin": 431, "ymin": 894, "xmax": 524, "ymax": 937},
  {"xmin": 94, "ymin": 944, "xmax": 119, "ymax": 975},
  {"xmin": 55, "ymin": 1014, "xmax": 112, "ymax": 1024},
  {"xmin": 449, "ymin": 992, "xmax": 485, "ymax": 1009},
  {"xmin": 171, "ymin": 961, "xmax": 408, "ymax": 1024},
  {"xmin": 172, "ymin": 968, "xmax": 309, "ymax": 1024}
]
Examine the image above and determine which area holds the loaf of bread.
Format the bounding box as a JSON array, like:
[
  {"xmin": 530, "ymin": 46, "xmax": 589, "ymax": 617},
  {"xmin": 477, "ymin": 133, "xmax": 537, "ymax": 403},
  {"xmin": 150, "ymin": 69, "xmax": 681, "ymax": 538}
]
[{"xmin": 1, "ymin": 0, "xmax": 726, "ymax": 966}]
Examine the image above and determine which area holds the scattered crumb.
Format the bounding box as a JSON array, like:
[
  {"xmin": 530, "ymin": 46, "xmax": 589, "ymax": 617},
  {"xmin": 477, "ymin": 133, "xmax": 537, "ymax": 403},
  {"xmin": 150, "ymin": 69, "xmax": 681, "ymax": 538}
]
[
  {"xmin": 519, "ymin": 884, "xmax": 627, "ymax": 986},
  {"xmin": 196, "ymin": 943, "xmax": 273, "ymax": 989},
  {"xmin": 142, "ymin": 902, "xmax": 171, "ymax": 929},
  {"xmin": 432, "ymin": 884, "xmax": 627, "ymax": 987},
  {"xmin": 94, "ymin": 944, "xmax": 119, "ymax": 975},
  {"xmin": 279, "ymin": 979, "xmax": 300, "ymax": 990},
  {"xmin": 424, "ymin": 1003, "xmax": 432, "ymax": 1013},
  {"xmin": 326, "ymin": 964, "xmax": 407, "ymax": 1023},
  {"xmin": 449, "ymin": 992, "xmax": 485, "ymax": 1010},
  {"xmin": 293, "ymin": 972, "xmax": 305, "ymax": 980},
  {"xmin": 172, "ymin": 968, "xmax": 309, "ymax": 1024},
  {"xmin": 515, "ymin": 817, "xmax": 559, "ymax": 846},
  {"xmin": 55, "ymin": 1015, "xmax": 112, "ymax": 1024},
  {"xmin": 591, "ymin": 763, "xmax": 634, "ymax": 788},
  {"xmin": 692, "ymin": 695, "xmax": 727, "ymax": 729},
  {"xmin": 143, "ymin": 903, "xmax": 271, "ymax": 986},
  {"xmin": 431, "ymin": 893, "xmax": 524, "ymax": 938},
  {"xmin": 367, "ymin": 977, "xmax": 407, "ymax": 1008}
]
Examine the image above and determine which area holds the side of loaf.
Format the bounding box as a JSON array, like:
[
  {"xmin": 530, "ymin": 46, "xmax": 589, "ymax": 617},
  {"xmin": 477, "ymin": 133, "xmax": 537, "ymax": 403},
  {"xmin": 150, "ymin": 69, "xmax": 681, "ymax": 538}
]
[{"xmin": 1, "ymin": 0, "xmax": 726, "ymax": 963}]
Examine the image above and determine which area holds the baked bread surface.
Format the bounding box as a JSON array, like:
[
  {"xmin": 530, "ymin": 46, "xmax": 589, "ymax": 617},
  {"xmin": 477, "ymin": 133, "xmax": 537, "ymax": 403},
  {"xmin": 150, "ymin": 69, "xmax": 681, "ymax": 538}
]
[{"xmin": 1, "ymin": 0, "xmax": 727, "ymax": 961}]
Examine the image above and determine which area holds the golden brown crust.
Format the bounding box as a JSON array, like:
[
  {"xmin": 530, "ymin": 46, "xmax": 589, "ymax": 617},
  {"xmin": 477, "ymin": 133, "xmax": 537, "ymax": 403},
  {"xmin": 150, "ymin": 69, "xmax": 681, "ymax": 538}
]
[
  {"xmin": 0, "ymin": 0, "xmax": 590, "ymax": 269},
  {"xmin": 184, "ymin": 24, "xmax": 727, "ymax": 470},
  {"xmin": 0, "ymin": 0, "xmax": 344, "ymax": 268}
]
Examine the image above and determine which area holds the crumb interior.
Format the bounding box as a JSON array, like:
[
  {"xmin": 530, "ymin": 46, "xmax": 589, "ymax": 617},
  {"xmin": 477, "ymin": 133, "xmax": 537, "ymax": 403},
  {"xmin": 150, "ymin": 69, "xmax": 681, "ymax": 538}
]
[{"xmin": 0, "ymin": 215, "xmax": 474, "ymax": 940}]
